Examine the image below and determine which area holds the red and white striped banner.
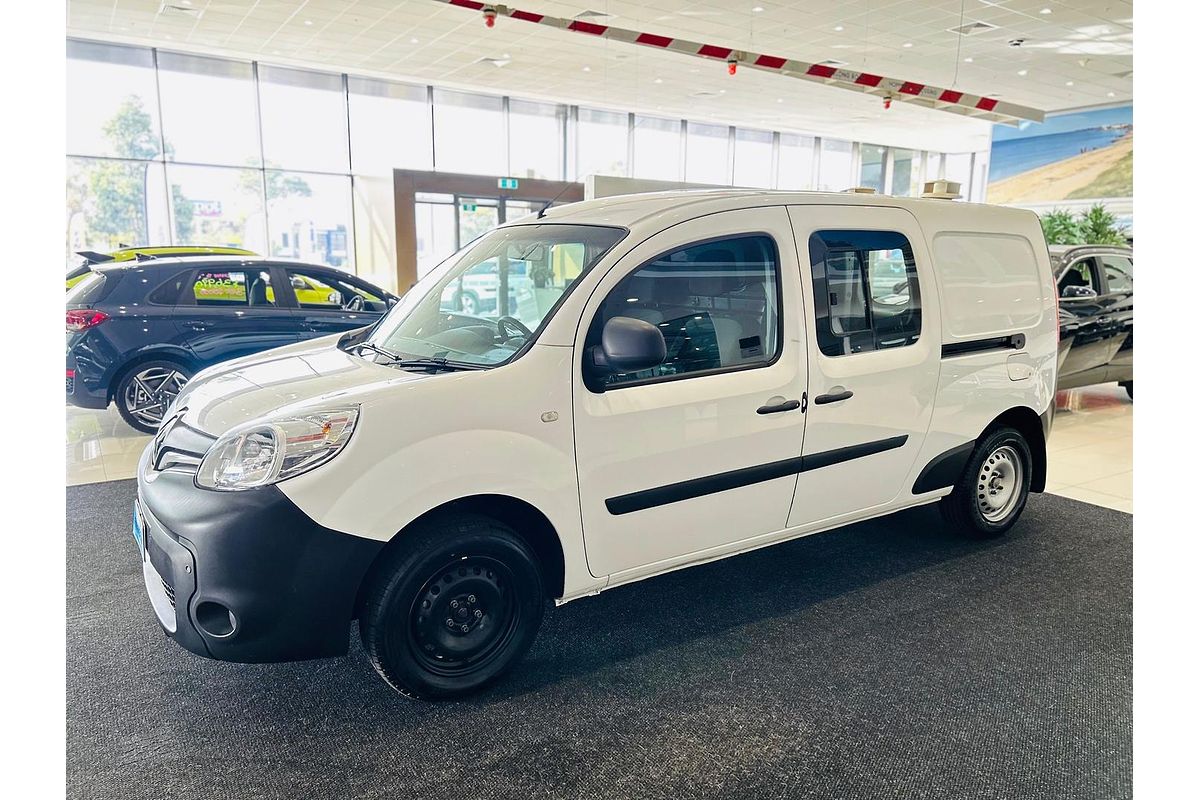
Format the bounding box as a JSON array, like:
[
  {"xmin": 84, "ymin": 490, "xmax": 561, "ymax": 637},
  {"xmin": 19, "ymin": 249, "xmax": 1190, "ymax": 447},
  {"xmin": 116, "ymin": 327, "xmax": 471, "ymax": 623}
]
[{"xmin": 433, "ymin": 0, "xmax": 1044, "ymax": 125}]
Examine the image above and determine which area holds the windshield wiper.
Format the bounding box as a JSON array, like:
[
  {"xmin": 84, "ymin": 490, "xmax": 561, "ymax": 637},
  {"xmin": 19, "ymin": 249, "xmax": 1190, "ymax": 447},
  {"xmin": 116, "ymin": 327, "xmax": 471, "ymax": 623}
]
[
  {"xmin": 352, "ymin": 341, "xmax": 403, "ymax": 361},
  {"xmin": 387, "ymin": 356, "xmax": 487, "ymax": 372}
]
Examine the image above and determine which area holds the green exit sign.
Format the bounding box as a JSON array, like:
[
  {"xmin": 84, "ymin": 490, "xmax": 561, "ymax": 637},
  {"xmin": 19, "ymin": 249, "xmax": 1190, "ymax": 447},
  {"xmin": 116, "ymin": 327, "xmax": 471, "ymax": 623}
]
[
  {"xmin": 497, "ymin": 177, "xmax": 519, "ymax": 190},
  {"xmin": 460, "ymin": 203, "xmax": 477, "ymax": 212}
]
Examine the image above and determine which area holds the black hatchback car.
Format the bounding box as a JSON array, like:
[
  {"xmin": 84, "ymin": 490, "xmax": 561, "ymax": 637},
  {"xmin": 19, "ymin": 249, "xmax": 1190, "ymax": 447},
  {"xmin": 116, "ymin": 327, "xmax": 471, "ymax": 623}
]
[{"xmin": 66, "ymin": 257, "xmax": 398, "ymax": 432}]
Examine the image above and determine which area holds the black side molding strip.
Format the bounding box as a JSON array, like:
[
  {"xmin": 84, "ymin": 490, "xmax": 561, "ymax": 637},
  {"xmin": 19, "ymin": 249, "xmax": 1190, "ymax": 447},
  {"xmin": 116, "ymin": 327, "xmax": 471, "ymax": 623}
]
[
  {"xmin": 912, "ymin": 440, "xmax": 976, "ymax": 494},
  {"xmin": 942, "ymin": 333, "xmax": 1026, "ymax": 358},
  {"xmin": 605, "ymin": 435, "xmax": 908, "ymax": 516}
]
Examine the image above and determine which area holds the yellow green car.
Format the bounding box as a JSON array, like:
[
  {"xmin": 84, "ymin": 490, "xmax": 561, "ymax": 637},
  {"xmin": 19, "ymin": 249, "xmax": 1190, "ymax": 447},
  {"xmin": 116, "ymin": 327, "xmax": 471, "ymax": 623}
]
[{"xmin": 67, "ymin": 246, "xmax": 258, "ymax": 290}]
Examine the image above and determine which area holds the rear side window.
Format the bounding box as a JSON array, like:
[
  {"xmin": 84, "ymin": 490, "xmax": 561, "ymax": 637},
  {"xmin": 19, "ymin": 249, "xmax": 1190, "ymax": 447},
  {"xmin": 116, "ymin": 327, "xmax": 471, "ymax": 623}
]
[
  {"xmin": 192, "ymin": 270, "xmax": 276, "ymax": 307},
  {"xmin": 932, "ymin": 233, "xmax": 1043, "ymax": 339},
  {"xmin": 589, "ymin": 235, "xmax": 781, "ymax": 388},
  {"xmin": 808, "ymin": 230, "xmax": 921, "ymax": 357}
]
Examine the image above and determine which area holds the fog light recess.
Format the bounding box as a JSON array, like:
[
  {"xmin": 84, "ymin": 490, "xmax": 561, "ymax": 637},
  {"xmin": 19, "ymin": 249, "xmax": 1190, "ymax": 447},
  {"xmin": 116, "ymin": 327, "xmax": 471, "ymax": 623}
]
[{"xmin": 194, "ymin": 601, "xmax": 237, "ymax": 638}]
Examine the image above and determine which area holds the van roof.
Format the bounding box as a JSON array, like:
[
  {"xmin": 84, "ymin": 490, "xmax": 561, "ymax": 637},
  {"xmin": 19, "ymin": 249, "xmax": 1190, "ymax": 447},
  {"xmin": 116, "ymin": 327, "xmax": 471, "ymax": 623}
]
[{"xmin": 524, "ymin": 189, "xmax": 1040, "ymax": 232}]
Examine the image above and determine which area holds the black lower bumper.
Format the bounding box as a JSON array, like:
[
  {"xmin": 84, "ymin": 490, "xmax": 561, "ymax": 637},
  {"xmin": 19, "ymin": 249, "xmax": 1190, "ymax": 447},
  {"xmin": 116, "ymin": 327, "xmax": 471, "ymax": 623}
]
[{"xmin": 136, "ymin": 447, "xmax": 384, "ymax": 663}]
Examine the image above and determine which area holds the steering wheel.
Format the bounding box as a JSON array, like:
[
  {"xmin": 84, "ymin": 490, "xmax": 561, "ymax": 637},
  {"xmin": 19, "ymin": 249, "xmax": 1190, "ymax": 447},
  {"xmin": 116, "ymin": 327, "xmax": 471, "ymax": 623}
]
[
  {"xmin": 496, "ymin": 315, "xmax": 532, "ymax": 343},
  {"xmin": 345, "ymin": 294, "xmax": 364, "ymax": 311}
]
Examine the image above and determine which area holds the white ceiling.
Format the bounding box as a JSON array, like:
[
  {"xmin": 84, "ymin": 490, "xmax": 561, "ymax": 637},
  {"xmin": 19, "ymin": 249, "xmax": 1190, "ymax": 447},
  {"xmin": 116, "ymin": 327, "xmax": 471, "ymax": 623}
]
[{"xmin": 66, "ymin": 0, "xmax": 1133, "ymax": 153}]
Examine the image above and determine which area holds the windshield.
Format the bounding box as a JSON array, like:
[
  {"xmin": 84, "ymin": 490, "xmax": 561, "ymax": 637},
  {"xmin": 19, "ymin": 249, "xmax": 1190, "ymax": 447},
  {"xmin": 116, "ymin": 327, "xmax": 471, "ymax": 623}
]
[{"xmin": 367, "ymin": 223, "xmax": 626, "ymax": 367}]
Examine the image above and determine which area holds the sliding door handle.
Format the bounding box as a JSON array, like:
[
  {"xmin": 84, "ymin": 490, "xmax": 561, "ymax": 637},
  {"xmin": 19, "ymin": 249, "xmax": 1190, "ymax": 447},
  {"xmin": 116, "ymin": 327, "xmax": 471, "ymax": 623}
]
[
  {"xmin": 757, "ymin": 398, "xmax": 802, "ymax": 415},
  {"xmin": 814, "ymin": 389, "xmax": 854, "ymax": 405}
]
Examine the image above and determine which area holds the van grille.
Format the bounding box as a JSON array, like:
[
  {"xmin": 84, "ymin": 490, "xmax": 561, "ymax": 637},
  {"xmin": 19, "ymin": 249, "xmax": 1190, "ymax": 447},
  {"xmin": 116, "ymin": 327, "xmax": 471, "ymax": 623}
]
[{"xmin": 152, "ymin": 411, "xmax": 214, "ymax": 474}]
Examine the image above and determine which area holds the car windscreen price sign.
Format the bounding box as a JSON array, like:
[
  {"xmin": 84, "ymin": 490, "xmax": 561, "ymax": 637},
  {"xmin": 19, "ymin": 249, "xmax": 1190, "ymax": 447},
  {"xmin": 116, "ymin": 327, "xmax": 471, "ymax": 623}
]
[{"xmin": 497, "ymin": 177, "xmax": 519, "ymax": 190}]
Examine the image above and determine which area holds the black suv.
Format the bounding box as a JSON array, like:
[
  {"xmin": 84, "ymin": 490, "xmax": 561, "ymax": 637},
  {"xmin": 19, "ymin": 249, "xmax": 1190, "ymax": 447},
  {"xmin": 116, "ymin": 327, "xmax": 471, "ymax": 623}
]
[
  {"xmin": 66, "ymin": 257, "xmax": 398, "ymax": 433},
  {"xmin": 1052, "ymin": 244, "xmax": 1134, "ymax": 398}
]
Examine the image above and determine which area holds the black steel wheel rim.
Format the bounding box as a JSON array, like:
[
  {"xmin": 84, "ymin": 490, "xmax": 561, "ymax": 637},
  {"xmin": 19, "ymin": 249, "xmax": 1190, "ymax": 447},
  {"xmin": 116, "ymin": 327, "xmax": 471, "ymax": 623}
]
[{"xmin": 407, "ymin": 555, "xmax": 520, "ymax": 677}]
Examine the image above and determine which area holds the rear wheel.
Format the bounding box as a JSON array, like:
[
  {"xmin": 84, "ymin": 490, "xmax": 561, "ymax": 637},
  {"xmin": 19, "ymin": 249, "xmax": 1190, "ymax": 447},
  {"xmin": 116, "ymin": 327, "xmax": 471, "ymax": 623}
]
[
  {"xmin": 940, "ymin": 427, "xmax": 1033, "ymax": 538},
  {"xmin": 114, "ymin": 360, "xmax": 192, "ymax": 434},
  {"xmin": 360, "ymin": 514, "xmax": 545, "ymax": 699}
]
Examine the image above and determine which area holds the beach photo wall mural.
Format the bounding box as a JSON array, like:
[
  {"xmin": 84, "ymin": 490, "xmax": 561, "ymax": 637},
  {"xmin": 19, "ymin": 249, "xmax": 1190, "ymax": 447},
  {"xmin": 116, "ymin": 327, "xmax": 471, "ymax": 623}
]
[{"xmin": 987, "ymin": 105, "xmax": 1132, "ymax": 205}]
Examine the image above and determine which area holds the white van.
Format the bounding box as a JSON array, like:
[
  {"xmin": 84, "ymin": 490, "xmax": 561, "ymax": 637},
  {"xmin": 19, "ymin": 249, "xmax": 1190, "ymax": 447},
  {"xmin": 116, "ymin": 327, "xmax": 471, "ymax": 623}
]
[{"xmin": 133, "ymin": 190, "xmax": 1057, "ymax": 698}]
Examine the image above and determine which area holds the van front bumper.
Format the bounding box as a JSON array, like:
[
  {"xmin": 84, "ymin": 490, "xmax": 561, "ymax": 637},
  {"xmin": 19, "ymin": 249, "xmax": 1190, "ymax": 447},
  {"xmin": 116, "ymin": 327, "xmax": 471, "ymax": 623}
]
[{"xmin": 135, "ymin": 445, "xmax": 384, "ymax": 663}]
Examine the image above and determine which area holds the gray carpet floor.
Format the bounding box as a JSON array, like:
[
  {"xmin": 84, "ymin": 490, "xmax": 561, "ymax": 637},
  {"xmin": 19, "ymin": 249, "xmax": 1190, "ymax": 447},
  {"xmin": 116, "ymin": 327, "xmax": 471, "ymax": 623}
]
[{"xmin": 67, "ymin": 479, "xmax": 1131, "ymax": 800}]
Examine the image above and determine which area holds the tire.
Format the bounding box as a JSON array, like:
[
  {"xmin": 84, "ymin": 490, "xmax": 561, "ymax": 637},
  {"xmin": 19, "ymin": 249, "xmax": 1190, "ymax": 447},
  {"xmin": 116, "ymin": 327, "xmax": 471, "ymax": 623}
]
[
  {"xmin": 939, "ymin": 426, "xmax": 1033, "ymax": 539},
  {"xmin": 359, "ymin": 514, "xmax": 545, "ymax": 699},
  {"xmin": 1120, "ymin": 381, "xmax": 1133, "ymax": 400},
  {"xmin": 114, "ymin": 359, "xmax": 193, "ymax": 434}
]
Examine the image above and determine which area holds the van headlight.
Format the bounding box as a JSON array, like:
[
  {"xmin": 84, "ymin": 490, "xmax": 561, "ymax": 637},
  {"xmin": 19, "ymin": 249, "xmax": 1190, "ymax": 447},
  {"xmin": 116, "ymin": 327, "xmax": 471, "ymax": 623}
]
[{"xmin": 195, "ymin": 407, "xmax": 359, "ymax": 491}]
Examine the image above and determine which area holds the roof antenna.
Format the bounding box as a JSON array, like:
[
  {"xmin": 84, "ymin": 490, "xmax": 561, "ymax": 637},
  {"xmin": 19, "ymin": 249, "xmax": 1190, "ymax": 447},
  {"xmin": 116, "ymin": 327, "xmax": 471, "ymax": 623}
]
[{"xmin": 537, "ymin": 182, "xmax": 576, "ymax": 218}]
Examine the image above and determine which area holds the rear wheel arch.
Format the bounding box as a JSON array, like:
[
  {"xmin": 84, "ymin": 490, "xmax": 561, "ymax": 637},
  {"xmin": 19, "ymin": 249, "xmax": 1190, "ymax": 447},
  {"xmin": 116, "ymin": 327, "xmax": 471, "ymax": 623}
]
[
  {"xmin": 355, "ymin": 494, "xmax": 567, "ymax": 615},
  {"xmin": 983, "ymin": 406, "xmax": 1047, "ymax": 492},
  {"xmin": 107, "ymin": 348, "xmax": 198, "ymax": 403}
]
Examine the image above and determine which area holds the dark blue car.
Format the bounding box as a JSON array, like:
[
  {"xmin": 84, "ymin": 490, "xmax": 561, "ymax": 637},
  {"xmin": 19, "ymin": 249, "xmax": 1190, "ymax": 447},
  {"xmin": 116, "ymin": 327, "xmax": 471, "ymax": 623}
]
[{"xmin": 66, "ymin": 257, "xmax": 398, "ymax": 433}]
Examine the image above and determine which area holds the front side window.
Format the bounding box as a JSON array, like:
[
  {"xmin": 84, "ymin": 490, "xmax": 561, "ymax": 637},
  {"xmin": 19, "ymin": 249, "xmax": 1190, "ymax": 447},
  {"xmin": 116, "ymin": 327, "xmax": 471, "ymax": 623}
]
[
  {"xmin": 192, "ymin": 269, "xmax": 275, "ymax": 307},
  {"xmin": 809, "ymin": 230, "xmax": 921, "ymax": 357},
  {"xmin": 1101, "ymin": 254, "xmax": 1133, "ymax": 293},
  {"xmin": 1058, "ymin": 257, "xmax": 1102, "ymax": 296},
  {"xmin": 589, "ymin": 235, "xmax": 781, "ymax": 389},
  {"xmin": 367, "ymin": 224, "xmax": 626, "ymax": 367},
  {"xmin": 286, "ymin": 268, "xmax": 387, "ymax": 312}
]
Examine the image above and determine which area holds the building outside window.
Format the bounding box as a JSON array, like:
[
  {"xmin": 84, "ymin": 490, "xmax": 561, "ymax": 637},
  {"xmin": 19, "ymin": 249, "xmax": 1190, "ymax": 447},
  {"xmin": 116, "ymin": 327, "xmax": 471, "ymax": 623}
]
[
  {"xmin": 685, "ymin": 123, "xmax": 730, "ymax": 184},
  {"xmin": 818, "ymin": 138, "xmax": 855, "ymax": 191},
  {"xmin": 633, "ymin": 115, "xmax": 682, "ymax": 181},
  {"xmin": 859, "ymin": 144, "xmax": 887, "ymax": 193},
  {"xmin": 65, "ymin": 37, "xmax": 990, "ymax": 292},
  {"xmin": 733, "ymin": 128, "xmax": 774, "ymax": 188},
  {"xmin": 777, "ymin": 133, "xmax": 816, "ymax": 190}
]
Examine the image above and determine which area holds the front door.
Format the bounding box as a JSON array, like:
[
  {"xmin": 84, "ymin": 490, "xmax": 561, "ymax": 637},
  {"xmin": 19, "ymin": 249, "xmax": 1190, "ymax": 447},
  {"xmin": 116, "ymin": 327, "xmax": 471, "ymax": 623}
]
[
  {"xmin": 573, "ymin": 207, "xmax": 809, "ymax": 579},
  {"xmin": 278, "ymin": 265, "xmax": 388, "ymax": 338},
  {"xmin": 785, "ymin": 205, "xmax": 941, "ymax": 526}
]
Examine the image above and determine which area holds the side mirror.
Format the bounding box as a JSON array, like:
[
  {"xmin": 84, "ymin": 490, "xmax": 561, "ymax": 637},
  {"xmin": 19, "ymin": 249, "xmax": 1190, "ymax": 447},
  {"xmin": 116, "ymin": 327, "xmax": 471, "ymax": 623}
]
[
  {"xmin": 589, "ymin": 317, "xmax": 667, "ymax": 375},
  {"xmin": 1061, "ymin": 285, "xmax": 1098, "ymax": 299},
  {"xmin": 290, "ymin": 276, "xmax": 306, "ymax": 289}
]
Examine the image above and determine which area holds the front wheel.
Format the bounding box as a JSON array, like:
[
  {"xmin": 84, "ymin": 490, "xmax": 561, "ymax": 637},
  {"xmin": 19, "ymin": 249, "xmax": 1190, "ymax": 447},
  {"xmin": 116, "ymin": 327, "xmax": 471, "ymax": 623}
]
[
  {"xmin": 940, "ymin": 426, "xmax": 1032, "ymax": 538},
  {"xmin": 114, "ymin": 360, "xmax": 192, "ymax": 434},
  {"xmin": 359, "ymin": 514, "xmax": 545, "ymax": 699}
]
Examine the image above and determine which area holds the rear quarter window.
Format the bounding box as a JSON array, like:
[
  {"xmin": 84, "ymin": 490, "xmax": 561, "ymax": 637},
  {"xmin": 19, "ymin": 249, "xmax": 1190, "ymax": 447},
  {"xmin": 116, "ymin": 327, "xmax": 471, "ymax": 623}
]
[
  {"xmin": 932, "ymin": 233, "xmax": 1044, "ymax": 339},
  {"xmin": 65, "ymin": 271, "xmax": 108, "ymax": 306}
]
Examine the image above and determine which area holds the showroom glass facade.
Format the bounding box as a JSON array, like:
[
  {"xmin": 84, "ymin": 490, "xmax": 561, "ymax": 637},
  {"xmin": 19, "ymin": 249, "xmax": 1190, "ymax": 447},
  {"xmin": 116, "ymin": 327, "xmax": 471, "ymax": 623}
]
[{"xmin": 66, "ymin": 38, "xmax": 989, "ymax": 293}]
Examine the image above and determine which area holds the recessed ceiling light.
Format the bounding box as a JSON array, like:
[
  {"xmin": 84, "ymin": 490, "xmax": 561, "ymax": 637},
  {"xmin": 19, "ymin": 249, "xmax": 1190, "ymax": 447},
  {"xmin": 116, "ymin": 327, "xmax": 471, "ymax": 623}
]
[
  {"xmin": 654, "ymin": 77, "xmax": 663, "ymax": 83},
  {"xmin": 1066, "ymin": 80, "xmax": 1074, "ymax": 86},
  {"xmin": 1040, "ymin": 7, "xmax": 1052, "ymax": 14},
  {"xmin": 410, "ymin": 37, "xmax": 419, "ymax": 43},
  {"xmin": 304, "ymin": 19, "xmax": 313, "ymax": 26},
  {"xmin": 902, "ymin": 42, "xmax": 913, "ymax": 48},
  {"xmin": 1108, "ymin": 91, "xmax": 1116, "ymax": 97},
  {"xmin": 1017, "ymin": 69, "xmax": 1028, "ymax": 76},
  {"xmin": 582, "ymin": 65, "xmax": 591, "ymax": 72},
  {"xmin": 834, "ymin": 25, "xmax": 844, "ymax": 31},
  {"xmin": 964, "ymin": 56, "xmax": 974, "ymax": 62},
  {"xmin": 718, "ymin": 89, "xmax": 726, "ymax": 94},
  {"xmin": 752, "ymin": 5, "xmax": 765, "ymax": 11},
  {"xmin": 776, "ymin": 98, "xmax": 783, "ymax": 103}
]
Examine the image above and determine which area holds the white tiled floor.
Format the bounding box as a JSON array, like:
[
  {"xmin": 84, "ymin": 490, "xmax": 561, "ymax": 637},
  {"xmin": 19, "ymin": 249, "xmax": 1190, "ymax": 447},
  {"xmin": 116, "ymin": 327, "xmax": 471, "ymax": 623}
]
[
  {"xmin": 66, "ymin": 383, "xmax": 1134, "ymax": 513},
  {"xmin": 1045, "ymin": 383, "xmax": 1134, "ymax": 513}
]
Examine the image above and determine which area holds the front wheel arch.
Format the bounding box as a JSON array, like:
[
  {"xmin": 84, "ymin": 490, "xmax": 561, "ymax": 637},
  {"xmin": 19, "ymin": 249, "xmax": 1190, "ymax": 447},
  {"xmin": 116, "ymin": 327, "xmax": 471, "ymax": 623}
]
[{"xmin": 354, "ymin": 494, "xmax": 566, "ymax": 617}]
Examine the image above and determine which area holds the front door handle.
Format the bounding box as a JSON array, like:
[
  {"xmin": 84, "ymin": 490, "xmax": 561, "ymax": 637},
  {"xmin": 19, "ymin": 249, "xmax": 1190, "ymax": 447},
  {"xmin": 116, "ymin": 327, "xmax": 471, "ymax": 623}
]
[
  {"xmin": 757, "ymin": 398, "xmax": 802, "ymax": 415},
  {"xmin": 814, "ymin": 389, "xmax": 854, "ymax": 405}
]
